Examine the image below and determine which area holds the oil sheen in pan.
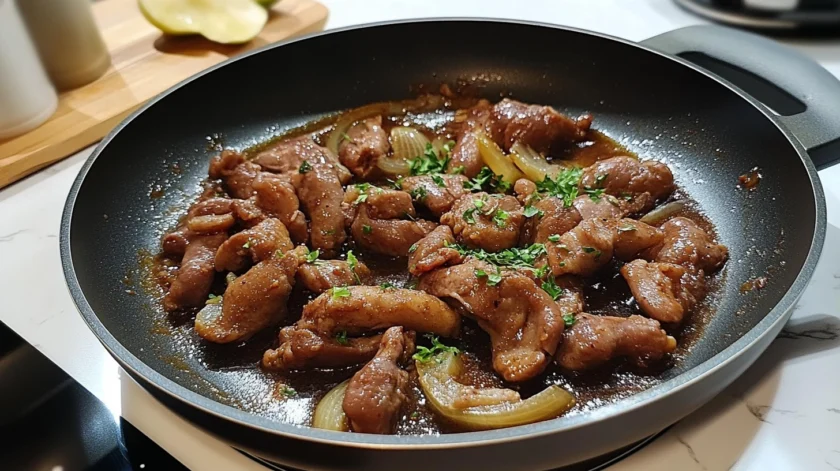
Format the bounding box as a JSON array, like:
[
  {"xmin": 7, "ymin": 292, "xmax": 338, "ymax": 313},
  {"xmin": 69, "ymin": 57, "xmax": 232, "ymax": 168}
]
[{"xmin": 133, "ymin": 106, "xmax": 727, "ymax": 436}]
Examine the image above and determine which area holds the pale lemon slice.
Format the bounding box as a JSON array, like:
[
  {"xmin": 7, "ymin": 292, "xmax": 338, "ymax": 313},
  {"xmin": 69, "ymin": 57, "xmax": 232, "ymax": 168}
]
[{"xmin": 139, "ymin": 0, "xmax": 268, "ymax": 44}]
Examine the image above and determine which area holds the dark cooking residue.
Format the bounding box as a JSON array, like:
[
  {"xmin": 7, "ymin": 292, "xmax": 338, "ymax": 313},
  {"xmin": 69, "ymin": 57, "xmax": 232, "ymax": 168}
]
[
  {"xmin": 738, "ymin": 167, "xmax": 762, "ymax": 191},
  {"xmin": 141, "ymin": 94, "xmax": 730, "ymax": 436},
  {"xmin": 740, "ymin": 276, "xmax": 768, "ymax": 294}
]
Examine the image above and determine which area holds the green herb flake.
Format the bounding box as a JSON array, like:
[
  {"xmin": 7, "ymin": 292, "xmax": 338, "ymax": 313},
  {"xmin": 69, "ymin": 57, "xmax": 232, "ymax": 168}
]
[
  {"xmin": 242, "ymin": 240, "xmax": 251, "ymax": 249},
  {"xmin": 464, "ymin": 166, "xmax": 511, "ymax": 194},
  {"xmin": 335, "ymin": 330, "xmax": 349, "ymax": 346},
  {"xmin": 548, "ymin": 234, "xmax": 561, "ymax": 242},
  {"xmin": 431, "ymin": 174, "xmax": 446, "ymax": 188},
  {"xmin": 535, "ymin": 167, "xmax": 584, "ymax": 207},
  {"xmin": 474, "ymin": 267, "xmax": 503, "ymax": 286},
  {"xmin": 451, "ymin": 165, "xmax": 466, "ymax": 175},
  {"xmin": 387, "ymin": 177, "xmax": 404, "ymax": 190},
  {"xmin": 412, "ymin": 334, "xmax": 460, "ymax": 363},
  {"xmin": 584, "ymin": 187, "xmax": 605, "ymax": 201},
  {"xmin": 205, "ymin": 293, "xmax": 223, "ymax": 305},
  {"xmin": 523, "ymin": 205, "xmax": 544, "ymax": 218},
  {"xmin": 298, "ymin": 160, "xmax": 312, "ymax": 174},
  {"xmin": 582, "ymin": 246, "xmax": 602, "ymax": 259},
  {"xmin": 340, "ymin": 132, "xmax": 353, "ymax": 143},
  {"xmin": 541, "ymin": 277, "xmax": 565, "ymax": 300},
  {"xmin": 379, "ymin": 282, "xmax": 396, "ymax": 290},
  {"xmin": 409, "ymin": 143, "xmax": 450, "ymax": 176},
  {"xmin": 354, "ymin": 193, "xmax": 368, "ymax": 205},
  {"xmin": 463, "ymin": 207, "xmax": 477, "ymax": 225},
  {"xmin": 304, "ymin": 248, "xmax": 321, "ymax": 264},
  {"xmin": 346, "ymin": 250, "xmax": 361, "ymax": 283},
  {"xmin": 362, "ymin": 224, "xmax": 373, "ymax": 235},
  {"xmin": 278, "ymin": 384, "xmax": 297, "ymax": 398},
  {"xmin": 450, "ymin": 243, "xmax": 547, "ymax": 271},
  {"xmin": 330, "ymin": 286, "xmax": 352, "ymax": 300},
  {"xmin": 493, "ymin": 209, "xmax": 510, "ymax": 228},
  {"xmin": 274, "ymin": 249, "xmax": 285, "ymax": 259},
  {"xmin": 410, "ymin": 186, "xmax": 428, "ymax": 201},
  {"xmin": 563, "ymin": 313, "xmax": 576, "ymax": 328},
  {"xmin": 408, "ymin": 243, "xmax": 418, "ymax": 254}
]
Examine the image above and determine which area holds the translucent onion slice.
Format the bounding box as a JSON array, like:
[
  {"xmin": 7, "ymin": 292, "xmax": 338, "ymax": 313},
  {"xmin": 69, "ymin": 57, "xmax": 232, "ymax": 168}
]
[
  {"xmin": 416, "ymin": 352, "xmax": 575, "ymax": 431},
  {"xmin": 312, "ymin": 380, "xmax": 350, "ymax": 432},
  {"xmin": 474, "ymin": 131, "xmax": 524, "ymax": 185},
  {"xmin": 509, "ymin": 141, "xmax": 569, "ymax": 182},
  {"xmin": 326, "ymin": 102, "xmax": 404, "ymax": 155},
  {"xmin": 639, "ymin": 200, "xmax": 687, "ymax": 225},
  {"xmin": 377, "ymin": 127, "xmax": 430, "ymax": 176}
]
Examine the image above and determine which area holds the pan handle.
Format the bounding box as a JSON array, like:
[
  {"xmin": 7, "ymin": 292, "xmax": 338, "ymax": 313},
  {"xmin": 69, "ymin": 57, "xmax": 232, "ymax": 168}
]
[{"xmin": 642, "ymin": 25, "xmax": 840, "ymax": 169}]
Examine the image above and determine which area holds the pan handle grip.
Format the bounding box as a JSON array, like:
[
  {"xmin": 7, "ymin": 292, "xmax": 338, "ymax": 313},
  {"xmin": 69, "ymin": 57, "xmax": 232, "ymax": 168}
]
[{"xmin": 642, "ymin": 25, "xmax": 840, "ymax": 169}]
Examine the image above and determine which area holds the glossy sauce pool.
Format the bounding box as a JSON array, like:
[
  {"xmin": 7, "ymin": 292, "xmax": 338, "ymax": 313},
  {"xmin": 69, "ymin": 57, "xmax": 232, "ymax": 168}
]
[{"xmin": 145, "ymin": 104, "xmax": 723, "ymax": 436}]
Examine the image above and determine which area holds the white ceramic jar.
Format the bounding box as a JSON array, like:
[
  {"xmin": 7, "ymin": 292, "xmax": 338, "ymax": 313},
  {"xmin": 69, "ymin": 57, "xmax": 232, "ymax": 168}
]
[
  {"xmin": 17, "ymin": 0, "xmax": 111, "ymax": 91},
  {"xmin": 0, "ymin": 0, "xmax": 58, "ymax": 140}
]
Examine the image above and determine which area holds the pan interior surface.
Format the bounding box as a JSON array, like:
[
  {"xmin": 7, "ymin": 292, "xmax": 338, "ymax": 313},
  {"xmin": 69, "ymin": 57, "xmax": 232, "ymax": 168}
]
[{"xmin": 65, "ymin": 20, "xmax": 817, "ymax": 445}]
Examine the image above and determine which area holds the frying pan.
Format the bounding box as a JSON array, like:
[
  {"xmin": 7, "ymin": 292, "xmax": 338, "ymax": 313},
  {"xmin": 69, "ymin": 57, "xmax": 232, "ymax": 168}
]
[{"xmin": 61, "ymin": 20, "xmax": 838, "ymax": 471}]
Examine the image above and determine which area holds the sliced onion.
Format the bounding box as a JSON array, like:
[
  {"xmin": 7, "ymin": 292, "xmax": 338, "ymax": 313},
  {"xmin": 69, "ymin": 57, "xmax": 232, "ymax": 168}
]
[
  {"xmin": 509, "ymin": 141, "xmax": 569, "ymax": 182},
  {"xmin": 377, "ymin": 126, "xmax": 430, "ymax": 176},
  {"xmin": 416, "ymin": 352, "xmax": 575, "ymax": 431},
  {"xmin": 474, "ymin": 131, "xmax": 524, "ymax": 185},
  {"xmin": 639, "ymin": 200, "xmax": 687, "ymax": 225},
  {"xmin": 312, "ymin": 380, "xmax": 350, "ymax": 432},
  {"xmin": 326, "ymin": 102, "xmax": 404, "ymax": 155}
]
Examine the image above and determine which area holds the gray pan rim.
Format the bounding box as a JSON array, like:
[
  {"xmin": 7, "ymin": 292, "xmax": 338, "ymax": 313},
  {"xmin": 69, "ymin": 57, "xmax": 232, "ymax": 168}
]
[{"xmin": 60, "ymin": 18, "xmax": 826, "ymax": 449}]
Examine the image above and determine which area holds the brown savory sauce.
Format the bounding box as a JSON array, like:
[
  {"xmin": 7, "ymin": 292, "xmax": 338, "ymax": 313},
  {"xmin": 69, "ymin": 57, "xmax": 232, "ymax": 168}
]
[{"xmin": 143, "ymin": 100, "xmax": 725, "ymax": 435}]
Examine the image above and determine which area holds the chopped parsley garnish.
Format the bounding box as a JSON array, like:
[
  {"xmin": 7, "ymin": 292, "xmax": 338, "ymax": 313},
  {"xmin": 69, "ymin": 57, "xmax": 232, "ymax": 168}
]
[
  {"xmin": 353, "ymin": 183, "xmax": 372, "ymax": 205},
  {"xmin": 535, "ymin": 167, "xmax": 583, "ymax": 207},
  {"xmin": 410, "ymin": 186, "xmax": 428, "ymax": 201},
  {"xmin": 379, "ymin": 282, "xmax": 396, "ymax": 290},
  {"xmin": 449, "ymin": 243, "xmax": 547, "ymax": 271},
  {"xmin": 563, "ymin": 313, "xmax": 576, "ymax": 328},
  {"xmin": 620, "ymin": 192, "xmax": 633, "ymax": 201},
  {"xmin": 330, "ymin": 286, "xmax": 351, "ymax": 300},
  {"xmin": 582, "ymin": 246, "xmax": 602, "ymax": 259},
  {"xmin": 274, "ymin": 249, "xmax": 285, "ymax": 259},
  {"xmin": 408, "ymin": 243, "xmax": 418, "ymax": 254},
  {"xmin": 431, "ymin": 174, "xmax": 446, "ymax": 188},
  {"xmin": 298, "ymin": 160, "xmax": 312, "ymax": 174},
  {"xmin": 362, "ymin": 224, "xmax": 372, "ymax": 234},
  {"xmin": 412, "ymin": 334, "xmax": 460, "ymax": 363},
  {"xmin": 463, "ymin": 207, "xmax": 477, "ymax": 225},
  {"xmin": 492, "ymin": 209, "xmax": 510, "ymax": 228},
  {"xmin": 475, "ymin": 267, "xmax": 502, "ymax": 286},
  {"xmin": 410, "ymin": 143, "xmax": 450, "ymax": 176},
  {"xmin": 335, "ymin": 330, "xmax": 349, "ymax": 345},
  {"xmin": 242, "ymin": 240, "xmax": 251, "ymax": 249},
  {"xmin": 523, "ymin": 205, "xmax": 543, "ymax": 218},
  {"xmin": 451, "ymin": 165, "xmax": 466, "ymax": 175},
  {"xmin": 205, "ymin": 293, "xmax": 222, "ymax": 305},
  {"xmin": 355, "ymin": 193, "xmax": 368, "ymax": 204},
  {"xmin": 340, "ymin": 132, "xmax": 353, "ymax": 143},
  {"xmin": 305, "ymin": 248, "xmax": 320, "ymax": 264},
  {"xmin": 595, "ymin": 174, "xmax": 608, "ymax": 185},
  {"xmin": 548, "ymin": 234, "xmax": 561, "ymax": 242},
  {"xmin": 278, "ymin": 385, "xmax": 297, "ymax": 398},
  {"xmin": 346, "ymin": 250, "xmax": 361, "ymax": 283},
  {"xmin": 583, "ymin": 187, "xmax": 605, "ymax": 201},
  {"xmin": 541, "ymin": 277, "xmax": 565, "ymax": 300},
  {"xmin": 387, "ymin": 177, "xmax": 404, "ymax": 190},
  {"xmin": 464, "ymin": 166, "xmax": 512, "ymax": 194},
  {"xmin": 617, "ymin": 223, "xmax": 637, "ymax": 233}
]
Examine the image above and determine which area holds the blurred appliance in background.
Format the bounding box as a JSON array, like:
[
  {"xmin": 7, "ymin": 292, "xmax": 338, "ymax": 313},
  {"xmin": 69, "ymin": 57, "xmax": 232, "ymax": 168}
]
[{"xmin": 676, "ymin": 0, "xmax": 840, "ymax": 31}]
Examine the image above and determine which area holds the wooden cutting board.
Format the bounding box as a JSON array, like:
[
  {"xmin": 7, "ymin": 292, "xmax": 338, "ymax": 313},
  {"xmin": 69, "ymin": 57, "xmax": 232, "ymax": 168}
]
[{"xmin": 0, "ymin": 0, "xmax": 328, "ymax": 189}]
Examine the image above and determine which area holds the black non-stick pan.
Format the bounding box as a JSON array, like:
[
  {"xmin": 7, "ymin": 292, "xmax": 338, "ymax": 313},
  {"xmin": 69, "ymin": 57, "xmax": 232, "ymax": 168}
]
[{"xmin": 61, "ymin": 21, "xmax": 838, "ymax": 471}]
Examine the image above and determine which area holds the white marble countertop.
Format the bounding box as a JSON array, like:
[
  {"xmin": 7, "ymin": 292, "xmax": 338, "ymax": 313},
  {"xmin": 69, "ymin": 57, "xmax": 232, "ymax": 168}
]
[{"xmin": 2, "ymin": 1, "xmax": 840, "ymax": 469}]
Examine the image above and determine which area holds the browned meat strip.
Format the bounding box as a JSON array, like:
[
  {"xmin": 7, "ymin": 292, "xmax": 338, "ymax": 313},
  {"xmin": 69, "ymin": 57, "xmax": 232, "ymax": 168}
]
[
  {"xmin": 338, "ymin": 116, "xmax": 390, "ymax": 180},
  {"xmin": 231, "ymin": 198, "xmax": 267, "ymax": 228},
  {"xmin": 163, "ymin": 233, "xmax": 227, "ymax": 312},
  {"xmin": 489, "ymin": 99, "xmax": 591, "ymax": 152},
  {"xmin": 448, "ymin": 100, "xmax": 492, "ymax": 177},
  {"xmin": 350, "ymin": 205, "xmax": 436, "ymax": 257},
  {"xmin": 643, "ymin": 217, "xmax": 728, "ymax": 273},
  {"xmin": 419, "ymin": 260, "xmax": 564, "ymax": 382},
  {"xmin": 579, "ymin": 157, "xmax": 675, "ymax": 211},
  {"xmin": 408, "ymin": 225, "xmax": 463, "ymax": 277},
  {"xmin": 556, "ymin": 313, "xmax": 677, "ymax": 371},
  {"xmin": 162, "ymin": 197, "xmax": 234, "ymax": 255},
  {"xmin": 553, "ymin": 275, "xmax": 586, "ymax": 316},
  {"xmin": 344, "ymin": 185, "xmax": 415, "ymax": 220},
  {"xmin": 214, "ymin": 218, "xmax": 293, "ymax": 273},
  {"xmin": 513, "ymin": 178, "xmax": 537, "ymax": 204},
  {"xmin": 209, "ymin": 150, "xmax": 261, "ymax": 199},
  {"xmin": 620, "ymin": 259, "xmax": 703, "ymax": 324},
  {"xmin": 547, "ymin": 218, "xmax": 663, "ymax": 277},
  {"xmin": 573, "ymin": 194, "xmax": 627, "ymax": 220},
  {"xmin": 297, "ymin": 286, "xmax": 460, "ymax": 337},
  {"xmin": 262, "ymin": 327, "xmax": 383, "ymax": 371},
  {"xmin": 297, "ymin": 259, "xmax": 370, "ymax": 294},
  {"xmin": 519, "ymin": 196, "xmax": 582, "ymax": 245},
  {"xmin": 401, "ymin": 174, "xmax": 470, "ymax": 217},
  {"xmin": 441, "ymin": 193, "xmax": 525, "ymax": 252},
  {"xmin": 343, "ymin": 327, "xmax": 415, "ymax": 434},
  {"xmin": 292, "ymin": 163, "xmax": 346, "ymax": 258},
  {"xmin": 253, "ymin": 135, "xmax": 352, "ymax": 184},
  {"xmin": 196, "ymin": 246, "xmax": 305, "ymax": 343},
  {"xmin": 252, "ymin": 172, "xmax": 308, "ymax": 244}
]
